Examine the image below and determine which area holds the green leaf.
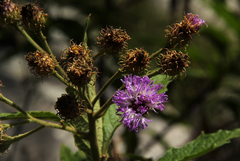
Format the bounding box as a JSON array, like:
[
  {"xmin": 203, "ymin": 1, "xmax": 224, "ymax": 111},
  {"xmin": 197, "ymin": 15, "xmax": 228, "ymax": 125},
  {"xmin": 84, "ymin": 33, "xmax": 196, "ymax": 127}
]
[
  {"xmin": 150, "ymin": 74, "xmax": 173, "ymax": 93},
  {"xmin": 102, "ymin": 104, "xmax": 121, "ymax": 155},
  {"xmin": 83, "ymin": 14, "xmax": 91, "ymax": 47},
  {"xmin": 60, "ymin": 144, "xmax": 87, "ymax": 161},
  {"xmin": 158, "ymin": 129, "xmax": 240, "ymax": 161},
  {"xmin": 0, "ymin": 111, "xmax": 60, "ymax": 122}
]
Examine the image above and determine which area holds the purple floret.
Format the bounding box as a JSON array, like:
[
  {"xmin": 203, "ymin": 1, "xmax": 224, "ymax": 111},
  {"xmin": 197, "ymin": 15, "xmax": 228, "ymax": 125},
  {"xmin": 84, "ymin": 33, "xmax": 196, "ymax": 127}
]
[
  {"xmin": 187, "ymin": 13, "xmax": 207, "ymax": 30},
  {"xmin": 112, "ymin": 75, "xmax": 168, "ymax": 132}
]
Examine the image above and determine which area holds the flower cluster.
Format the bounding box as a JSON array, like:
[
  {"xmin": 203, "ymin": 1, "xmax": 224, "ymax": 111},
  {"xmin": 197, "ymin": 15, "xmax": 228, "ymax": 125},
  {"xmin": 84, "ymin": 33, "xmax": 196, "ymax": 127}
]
[{"xmin": 113, "ymin": 75, "xmax": 168, "ymax": 132}]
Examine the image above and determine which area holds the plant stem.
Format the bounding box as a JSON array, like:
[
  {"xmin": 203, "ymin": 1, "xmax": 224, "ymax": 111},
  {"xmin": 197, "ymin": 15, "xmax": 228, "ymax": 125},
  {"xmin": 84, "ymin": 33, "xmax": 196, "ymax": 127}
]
[
  {"xmin": 12, "ymin": 125, "xmax": 45, "ymax": 141},
  {"xmin": 52, "ymin": 70, "xmax": 69, "ymax": 86},
  {"xmin": 88, "ymin": 113, "xmax": 100, "ymax": 161},
  {"xmin": 29, "ymin": 117, "xmax": 89, "ymax": 139},
  {"xmin": 92, "ymin": 51, "xmax": 104, "ymax": 60},
  {"xmin": 37, "ymin": 31, "xmax": 67, "ymax": 78},
  {"xmin": 0, "ymin": 93, "xmax": 30, "ymax": 118},
  {"xmin": 149, "ymin": 48, "xmax": 165, "ymax": 60},
  {"xmin": 147, "ymin": 68, "xmax": 162, "ymax": 78},
  {"xmin": 92, "ymin": 69, "xmax": 122, "ymax": 107},
  {"xmin": 16, "ymin": 25, "xmax": 44, "ymax": 52},
  {"xmin": 93, "ymin": 84, "xmax": 125, "ymax": 120},
  {"xmin": 3, "ymin": 120, "xmax": 31, "ymax": 129}
]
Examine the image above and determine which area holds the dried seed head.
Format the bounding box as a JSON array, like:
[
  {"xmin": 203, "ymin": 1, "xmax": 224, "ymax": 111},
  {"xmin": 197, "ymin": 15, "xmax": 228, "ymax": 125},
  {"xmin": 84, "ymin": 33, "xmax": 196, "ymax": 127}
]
[
  {"xmin": 0, "ymin": 0, "xmax": 20, "ymax": 24},
  {"xmin": 21, "ymin": 3, "xmax": 48, "ymax": 31},
  {"xmin": 61, "ymin": 42, "xmax": 97, "ymax": 87},
  {"xmin": 96, "ymin": 26, "xmax": 131, "ymax": 56},
  {"xmin": 119, "ymin": 48, "xmax": 150, "ymax": 75},
  {"xmin": 54, "ymin": 94, "xmax": 85, "ymax": 121},
  {"xmin": 25, "ymin": 50, "xmax": 55, "ymax": 78},
  {"xmin": 157, "ymin": 50, "xmax": 190, "ymax": 77},
  {"xmin": 165, "ymin": 13, "xmax": 207, "ymax": 49}
]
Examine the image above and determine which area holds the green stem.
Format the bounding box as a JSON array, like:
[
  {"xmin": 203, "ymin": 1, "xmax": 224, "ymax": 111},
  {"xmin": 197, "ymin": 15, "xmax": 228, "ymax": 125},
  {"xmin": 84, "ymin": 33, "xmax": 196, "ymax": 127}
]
[
  {"xmin": 11, "ymin": 125, "xmax": 45, "ymax": 142},
  {"xmin": 147, "ymin": 68, "xmax": 162, "ymax": 78},
  {"xmin": 149, "ymin": 48, "xmax": 165, "ymax": 60},
  {"xmin": 92, "ymin": 51, "xmax": 104, "ymax": 61},
  {"xmin": 16, "ymin": 25, "xmax": 44, "ymax": 52},
  {"xmin": 92, "ymin": 69, "xmax": 123, "ymax": 107},
  {"xmin": 0, "ymin": 94, "xmax": 88, "ymax": 138},
  {"xmin": 29, "ymin": 117, "xmax": 89, "ymax": 139},
  {"xmin": 3, "ymin": 120, "xmax": 31, "ymax": 129},
  {"xmin": 37, "ymin": 31, "xmax": 67, "ymax": 78},
  {"xmin": 52, "ymin": 70, "xmax": 69, "ymax": 86},
  {"xmin": 88, "ymin": 113, "xmax": 100, "ymax": 161},
  {"xmin": 93, "ymin": 84, "xmax": 125, "ymax": 120},
  {"xmin": 0, "ymin": 93, "xmax": 30, "ymax": 118}
]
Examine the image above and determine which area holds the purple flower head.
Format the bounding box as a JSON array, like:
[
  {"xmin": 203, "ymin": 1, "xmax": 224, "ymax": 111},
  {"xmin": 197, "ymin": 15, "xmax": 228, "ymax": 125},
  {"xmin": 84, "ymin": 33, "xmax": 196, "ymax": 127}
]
[
  {"xmin": 112, "ymin": 75, "xmax": 168, "ymax": 132},
  {"xmin": 187, "ymin": 13, "xmax": 207, "ymax": 30}
]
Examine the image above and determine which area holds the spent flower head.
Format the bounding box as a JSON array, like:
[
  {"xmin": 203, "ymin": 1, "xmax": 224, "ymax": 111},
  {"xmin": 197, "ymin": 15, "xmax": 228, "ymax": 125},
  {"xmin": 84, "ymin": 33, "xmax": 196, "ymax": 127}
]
[
  {"xmin": 0, "ymin": 0, "xmax": 20, "ymax": 24},
  {"xmin": 165, "ymin": 13, "xmax": 207, "ymax": 49},
  {"xmin": 96, "ymin": 26, "xmax": 131, "ymax": 56},
  {"xmin": 61, "ymin": 42, "xmax": 98, "ymax": 87},
  {"xmin": 25, "ymin": 50, "xmax": 55, "ymax": 78},
  {"xmin": 54, "ymin": 93, "xmax": 85, "ymax": 121},
  {"xmin": 119, "ymin": 48, "xmax": 150, "ymax": 75},
  {"xmin": 112, "ymin": 75, "xmax": 168, "ymax": 132},
  {"xmin": 157, "ymin": 50, "xmax": 190, "ymax": 77},
  {"xmin": 21, "ymin": 3, "xmax": 48, "ymax": 31}
]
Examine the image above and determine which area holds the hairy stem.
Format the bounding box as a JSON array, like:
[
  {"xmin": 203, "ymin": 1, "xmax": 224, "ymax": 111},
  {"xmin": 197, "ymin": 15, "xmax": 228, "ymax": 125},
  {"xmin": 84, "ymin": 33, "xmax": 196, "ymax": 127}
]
[
  {"xmin": 16, "ymin": 25, "xmax": 44, "ymax": 52},
  {"xmin": 93, "ymin": 84, "xmax": 124, "ymax": 120},
  {"xmin": 92, "ymin": 69, "xmax": 123, "ymax": 107},
  {"xmin": 88, "ymin": 113, "xmax": 100, "ymax": 161},
  {"xmin": 0, "ymin": 94, "xmax": 30, "ymax": 118},
  {"xmin": 37, "ymin": 31, "xmax": 67, "ymax": 78}
]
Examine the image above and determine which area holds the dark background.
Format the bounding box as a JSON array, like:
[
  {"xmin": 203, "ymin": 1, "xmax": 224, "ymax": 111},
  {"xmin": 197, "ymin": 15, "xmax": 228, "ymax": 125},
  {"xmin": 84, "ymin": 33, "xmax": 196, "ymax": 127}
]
[{"xmin": 1, "ymin": 0, "xmax": 240, "ymax": 160}]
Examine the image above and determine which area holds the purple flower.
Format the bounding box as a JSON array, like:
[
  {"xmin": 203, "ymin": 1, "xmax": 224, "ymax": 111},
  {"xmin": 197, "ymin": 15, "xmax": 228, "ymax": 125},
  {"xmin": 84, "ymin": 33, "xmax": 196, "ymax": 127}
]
[
  {"xmin": 187, "ymin": 13, "xmax": 207, "ymax": 30},
  {"xmin": 112, "ymin": 75, "xmax": 168, "ymax": 132}
]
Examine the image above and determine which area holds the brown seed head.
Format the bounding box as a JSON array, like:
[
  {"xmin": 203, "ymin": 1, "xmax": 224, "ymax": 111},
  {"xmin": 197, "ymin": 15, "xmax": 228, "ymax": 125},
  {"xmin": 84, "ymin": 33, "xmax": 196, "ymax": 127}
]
[
  {"xmin": 25, "ymin": 50, "xmax": 55, "ymax": 78},
  {"xmin": 119, "ymin": 48, "xmax": 150, "ymax": 75},
  {"xmin": 54, "ymin": 94, "xmax": 85, "ymax": 121},
  {"xmin": 61, "ymin": 42, "xmax": 97, "ymax": 87},
  {"xmin": 21, "ymin": 3, "xmax": 48, "ymax": 31},
  {"xmin": 165, "ymin": 13, "xmax": 206, "ymax": 49},
  {"xmin": 96, "ymin": 26, "xmax": 131, "ymax": 56},
  {"xmin": 157, "ymin": 50, "xmax": 190, "ymax": 77},
  {"xmin": 0, "ymin": 0, "xmax": 20, "ymax": 24}
]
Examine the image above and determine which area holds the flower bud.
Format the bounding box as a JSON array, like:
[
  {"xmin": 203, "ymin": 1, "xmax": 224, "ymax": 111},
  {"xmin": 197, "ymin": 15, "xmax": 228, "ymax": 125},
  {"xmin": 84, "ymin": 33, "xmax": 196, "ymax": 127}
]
[
  {"xmin": 96, "ymin": 26, "xmax": 131, "ymax": 56},
  {"xmin": 61, "ymin": 42, "xmax": 97, "ymax": 87},
  {"xmin": 54, "ymin": 94, "xmax": 85, "ymax": 121},
  {"xmin": 119, "ymin": 48, "xmax": 150, "ymax": 75},
  {"xmin": 25, "ymin": 50, "xmax": 55, "ymax": 78},
  {"xmin": 0, "ymin": 0, "xmax": 20, "ymax": 24},
  {"xmin": 165, "ymin": 13, "xmax": 207, "ymax": 49},
  {"xmin": 157, "ymin": 50, "xmax": 190, "ymax": 77},
  {"xmin": 21, "ymin": 3, "xmax": 48, "ymax": 31}
]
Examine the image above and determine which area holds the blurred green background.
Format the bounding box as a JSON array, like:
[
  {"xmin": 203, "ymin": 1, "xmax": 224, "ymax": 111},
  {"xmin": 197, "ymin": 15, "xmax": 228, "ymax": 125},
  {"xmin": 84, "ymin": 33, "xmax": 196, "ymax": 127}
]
[{"xmin": 1, "ymin": 0, "xmax": 240, "ymax": 160}]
